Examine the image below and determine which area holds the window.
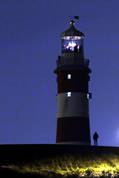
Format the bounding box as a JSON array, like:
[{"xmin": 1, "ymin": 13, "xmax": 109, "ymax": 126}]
[
  {"xmin": 87, "ymin": 93, "xmax": 92, "ymax": 99},
  {"xmin": 87, "ymin": 93, "xmax": 90, "ymax": 99},
  {"xmin": 62, "ymin": 36, "xmax": 82, "ymax": 53},
  {"xmin": 67, "ymin": 74, "xmax": 71, "ymax": 79},
  {"xmin": 67, "ymin": 92, "xmax": 71, "ymax": 97}
]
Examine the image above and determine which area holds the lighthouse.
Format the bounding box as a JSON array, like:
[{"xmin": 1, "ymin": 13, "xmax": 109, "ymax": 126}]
[{"xmin": 54, "ymin": 19, "xmax": 91, "ymax": 145}]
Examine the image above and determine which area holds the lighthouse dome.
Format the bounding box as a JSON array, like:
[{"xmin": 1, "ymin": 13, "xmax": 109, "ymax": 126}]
[{"xmin": 61, "ymin": 20, "xmax": 84, "ymax": 37}]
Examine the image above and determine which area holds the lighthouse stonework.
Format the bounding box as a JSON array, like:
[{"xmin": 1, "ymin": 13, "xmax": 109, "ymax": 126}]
[{"xmin": 54, "ymin": 20, "xmax": 91, "ymax": 145}]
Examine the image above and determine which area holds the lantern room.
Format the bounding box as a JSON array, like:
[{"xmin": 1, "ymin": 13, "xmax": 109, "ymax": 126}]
[{"xmin": 61, "ymin": 20, "xmax": 85, "ymax": 54}]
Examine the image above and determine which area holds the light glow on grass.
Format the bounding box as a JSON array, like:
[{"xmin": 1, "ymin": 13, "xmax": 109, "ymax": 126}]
[{"xmin": 5, "ymin": 154, "xmax": 119, "ymax": 177}]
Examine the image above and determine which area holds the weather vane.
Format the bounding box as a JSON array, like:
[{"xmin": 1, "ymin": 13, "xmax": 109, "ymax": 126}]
[
  {"xmin": 74, "ymin": 16, "xmax": 79, "ymax": 21},
  {"xmin": 70, "ymin": 16, "xmax": 79, "ymax": 25}
]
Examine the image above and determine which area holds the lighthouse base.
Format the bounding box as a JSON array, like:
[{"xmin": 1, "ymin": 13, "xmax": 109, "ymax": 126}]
[{"xmin": 56, "ymin": 117, "xmax": 91, "ymax": 144}]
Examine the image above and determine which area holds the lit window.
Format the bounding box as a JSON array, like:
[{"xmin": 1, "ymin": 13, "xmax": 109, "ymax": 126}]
[
  {"xmin": 67, "ymin": 74, "xmax": 71, "ymax": 79},
  {"xmin": 87, "ymin": 93, "xmax": 90, "ymax": 99},
  {"xmin": 87, "ymin": 93, "xmax": 92, "ymax": 99},
  {"xmin": 67, "ymin": 92, "xmax": 71, "ymax": 97}
]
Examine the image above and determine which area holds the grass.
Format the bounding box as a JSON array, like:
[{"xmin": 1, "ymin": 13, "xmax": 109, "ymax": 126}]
[{"xmin": 3, "ymin": 153, "xmax": 119, "ymax": 177}]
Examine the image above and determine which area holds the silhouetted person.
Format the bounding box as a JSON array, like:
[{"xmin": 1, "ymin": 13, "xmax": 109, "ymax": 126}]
[{"xmin": 93, "ymin": 132, "xmax": 99, "ymax": 146}]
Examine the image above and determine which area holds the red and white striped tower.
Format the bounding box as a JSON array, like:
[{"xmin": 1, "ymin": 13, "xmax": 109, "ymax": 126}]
[{"xmin": 54, "ymin": 20, "xmax": 91, "ymax": 145}]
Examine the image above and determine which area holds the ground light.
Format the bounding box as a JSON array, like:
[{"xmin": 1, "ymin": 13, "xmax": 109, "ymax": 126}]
[{"xmin": 3, "ymin": 153, "xmax": 119, "ymax": 177}]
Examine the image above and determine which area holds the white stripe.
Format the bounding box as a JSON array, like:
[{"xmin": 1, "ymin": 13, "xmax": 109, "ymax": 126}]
[{"xmin": 57, "ymin": 92, "xmax": 89, "ymax": 118}]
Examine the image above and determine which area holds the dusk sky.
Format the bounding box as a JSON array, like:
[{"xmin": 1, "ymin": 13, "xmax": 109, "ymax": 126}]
[{"xmin": 0, "ymin": 0, "xmax": 119, "ymax": 146}]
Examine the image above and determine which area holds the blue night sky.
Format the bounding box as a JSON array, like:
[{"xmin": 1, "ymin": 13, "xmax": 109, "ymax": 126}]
[{"xmin": 0, "ymin": 0, "xmax": 119, "ymax": 146}]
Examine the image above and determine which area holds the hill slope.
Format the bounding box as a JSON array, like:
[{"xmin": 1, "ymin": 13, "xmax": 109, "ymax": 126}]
[{"xmin": 0, "ymin": 144, "xmax": 119, "ymax": 177}]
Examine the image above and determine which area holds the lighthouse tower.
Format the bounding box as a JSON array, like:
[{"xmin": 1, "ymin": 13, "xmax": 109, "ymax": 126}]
[{"xmin": 54, "ymin": 20, "xmax": 91, "ymax": 145}]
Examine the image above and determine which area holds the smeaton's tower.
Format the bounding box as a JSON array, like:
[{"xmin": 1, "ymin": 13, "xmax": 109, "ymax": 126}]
[{"xmin": 54, "ymin": 19, "xmax": 91, "ymax": 145}]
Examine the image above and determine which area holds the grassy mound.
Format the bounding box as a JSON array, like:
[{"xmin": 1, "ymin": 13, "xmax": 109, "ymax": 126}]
[{"xmin": 4, "ymin": 153, "xmax": 119, "ymax": 177}]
